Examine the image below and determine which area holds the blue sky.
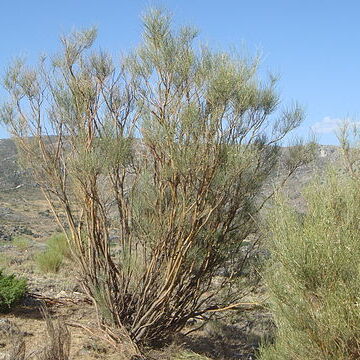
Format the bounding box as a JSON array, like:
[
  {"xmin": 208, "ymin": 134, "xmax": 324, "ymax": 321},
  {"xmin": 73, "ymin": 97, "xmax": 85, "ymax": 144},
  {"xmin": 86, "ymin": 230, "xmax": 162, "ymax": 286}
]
[{"xmin": 1, "ymin": 0, "xmax": 359, "ymax": 144}]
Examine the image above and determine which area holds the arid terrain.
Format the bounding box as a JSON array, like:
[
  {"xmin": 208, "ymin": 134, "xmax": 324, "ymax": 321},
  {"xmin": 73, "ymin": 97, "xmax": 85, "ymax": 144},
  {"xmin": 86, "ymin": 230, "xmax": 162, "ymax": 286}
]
[{"xmin": 0, "ymin": 139, "xmax": 342, "ymax": 359}]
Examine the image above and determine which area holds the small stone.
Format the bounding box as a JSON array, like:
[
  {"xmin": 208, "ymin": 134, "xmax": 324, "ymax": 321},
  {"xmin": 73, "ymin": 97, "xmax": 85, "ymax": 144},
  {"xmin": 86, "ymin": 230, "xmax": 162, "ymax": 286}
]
[
  {"xmin": 0, "ymin": 352, "xmax": 9, "ymax": 360},
  {"xmin": 56, "ymin": 290, "xmax": 67, "ymax": 298}
]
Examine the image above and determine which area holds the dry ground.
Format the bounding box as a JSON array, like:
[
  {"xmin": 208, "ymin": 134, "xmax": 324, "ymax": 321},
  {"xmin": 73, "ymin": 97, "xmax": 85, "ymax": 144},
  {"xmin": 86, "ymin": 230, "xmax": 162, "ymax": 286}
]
[{"xmin": 0, "ymin": 232, "xmax": 272, "ymax": 360}]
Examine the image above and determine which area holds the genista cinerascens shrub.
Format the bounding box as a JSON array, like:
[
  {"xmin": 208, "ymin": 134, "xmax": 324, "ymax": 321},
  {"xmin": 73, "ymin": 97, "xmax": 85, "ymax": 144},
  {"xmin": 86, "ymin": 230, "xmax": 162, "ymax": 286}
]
[{"xmin": 0, "ymin": 8, "xmax": 309, "ymax": 350}]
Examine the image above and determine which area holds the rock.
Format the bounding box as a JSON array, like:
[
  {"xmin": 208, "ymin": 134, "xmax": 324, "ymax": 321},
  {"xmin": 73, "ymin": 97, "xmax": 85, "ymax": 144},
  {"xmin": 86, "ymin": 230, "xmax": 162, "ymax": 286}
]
[
  {"xmin": 0, "ymin": 352, "xmax": 9, "ymax": 360},
  {"xmin": 0, "ymin": 227, "xmax": 11, "ymax": 241},
  {"xmin": 56, "ymin": 290, "xmax": 68, "ymax": 298},
  {"xmin": 0, "ymin": 225, "xmax": 37, "ymax": 241}
]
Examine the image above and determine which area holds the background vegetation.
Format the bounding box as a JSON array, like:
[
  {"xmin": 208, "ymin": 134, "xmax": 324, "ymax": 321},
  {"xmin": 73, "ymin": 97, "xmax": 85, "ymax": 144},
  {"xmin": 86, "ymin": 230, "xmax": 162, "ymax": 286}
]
[
  {"xmin": 0, "ymin": 269, "xmax": 27, "ymax": 311},
  {"xmin": 35, "ymin": 233, "xmax": 71, "ymax": 273},
  {"xmin": 260, "ymin": 167, "xmax": 360, "ymax": 359}
]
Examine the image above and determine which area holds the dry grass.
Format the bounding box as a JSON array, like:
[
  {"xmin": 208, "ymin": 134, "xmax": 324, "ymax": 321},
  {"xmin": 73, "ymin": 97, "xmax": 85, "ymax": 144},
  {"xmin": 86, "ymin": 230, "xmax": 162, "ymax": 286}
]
[
  {"xmin": 1, "ymin": 307, "xmax": 70, "ymax": 360},
  {"xmin": 8, "ymin": 337, "xmax": 26, "ymax": 360},
  {"xmin": 36, "ymin": 307, "xmax": 71, "ymax": 360}
]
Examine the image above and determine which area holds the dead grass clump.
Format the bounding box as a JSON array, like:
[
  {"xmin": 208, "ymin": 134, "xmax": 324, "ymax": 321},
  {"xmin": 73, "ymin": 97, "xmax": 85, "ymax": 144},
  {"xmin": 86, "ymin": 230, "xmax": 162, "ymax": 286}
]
[
  {"xmin": 35, "ymin": 307, "xmax": 70, "ymax": 360},
  {"xmin": 8, "ymin": 337, "xmax": 25, "ymax": 360},
  {"xmin": 0, "ymin": 308, "xmax": 71, "ymax": 360}
]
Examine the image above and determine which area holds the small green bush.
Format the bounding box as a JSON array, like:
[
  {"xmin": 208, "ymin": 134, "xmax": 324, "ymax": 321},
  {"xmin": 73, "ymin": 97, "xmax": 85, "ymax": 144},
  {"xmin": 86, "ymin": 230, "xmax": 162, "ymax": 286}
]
[
  {"xmin": 0, "ymin": 270, "xmax": 27, "ymax": 311},
  {"xmin": 35, "ymin": 233, "xmax": 71, "ymax": 273},
  {"xmin": 46, "ymin": 233, "xmax": 72, "ymax": 259},
  {"xmin": 259, "ymin": 171, "xmax": 360, "ymax": 360},
  {"xmin": 35, "ymin": 249, "xmax": 63, "ymax": 273}
]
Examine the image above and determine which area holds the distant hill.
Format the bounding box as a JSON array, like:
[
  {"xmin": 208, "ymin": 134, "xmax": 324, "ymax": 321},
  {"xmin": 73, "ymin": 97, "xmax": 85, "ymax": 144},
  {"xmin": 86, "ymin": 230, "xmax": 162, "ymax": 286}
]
[
  {"xmin": 0, "ymin": 139, "xmax": 50, "ymax": 240},
  {"xmin": 272, "ymin": 145, "xmax": 342, "ymax": 211},
  {"xmin": 0, "ymin": 139, "xmax": 27, "ymax": 190}
]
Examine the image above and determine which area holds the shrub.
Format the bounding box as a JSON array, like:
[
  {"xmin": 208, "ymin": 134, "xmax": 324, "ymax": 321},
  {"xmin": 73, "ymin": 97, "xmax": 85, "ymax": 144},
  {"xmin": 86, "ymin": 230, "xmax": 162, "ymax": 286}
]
[
  {"xmin": 35, "ymin": 233, "xmax": 71, "ymax": 273},
  {"xmin": 1, "ymin": 8, "xmax": 309, "ymax": 348},
  {"xmin": 0, "ymin": 270, "xmax": 27, "ymax": 311},
  {"xmin": 46, "ymin": 233, "xmax": 72, "ymax": 260},
  {"xmin": 35, "ymin": 249, "xmax": 63, "ymax": 273},
  {"xmin": 259, "ymin": 171, "xmax": 360, "ymax": 360}
]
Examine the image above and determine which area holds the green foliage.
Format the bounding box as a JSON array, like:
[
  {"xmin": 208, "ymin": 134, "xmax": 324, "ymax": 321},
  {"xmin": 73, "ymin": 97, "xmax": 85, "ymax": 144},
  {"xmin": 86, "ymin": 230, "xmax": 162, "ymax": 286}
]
[
  {"xmin": 46, "ymin": 233, "xmax": 72, "ymax": 259},
  {"xmin": 259, "ymin": 171, "xmax": 360, "ymax": 360},
  {"xmin": 0, "ymin": 270, "xmax": 27, "ymax": 311},
  {"xmin": 35, "ymin": 233, "xmax": 69, "ymax": 273},
  {"xmin": 35, "ymin": 249, "xmax": 63, "ymax": 273}
]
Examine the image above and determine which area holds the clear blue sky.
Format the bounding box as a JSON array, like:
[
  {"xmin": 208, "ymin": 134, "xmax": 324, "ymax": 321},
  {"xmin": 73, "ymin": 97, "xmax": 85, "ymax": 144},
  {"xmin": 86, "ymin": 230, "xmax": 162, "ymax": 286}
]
[{"xmin": 1, "ymin": 0, "xmax": 359, "ymax": 144}]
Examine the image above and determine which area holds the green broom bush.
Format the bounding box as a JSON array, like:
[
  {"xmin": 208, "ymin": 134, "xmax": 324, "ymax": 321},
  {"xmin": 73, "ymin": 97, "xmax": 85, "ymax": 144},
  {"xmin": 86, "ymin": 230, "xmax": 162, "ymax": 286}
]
[
  {"xmin": 0, "ymin": 270, "xmax": 27, "ymax": 311},
  {"xmin": 260, "ymin": 171, "xmax": 360, "ymax": 360}
]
